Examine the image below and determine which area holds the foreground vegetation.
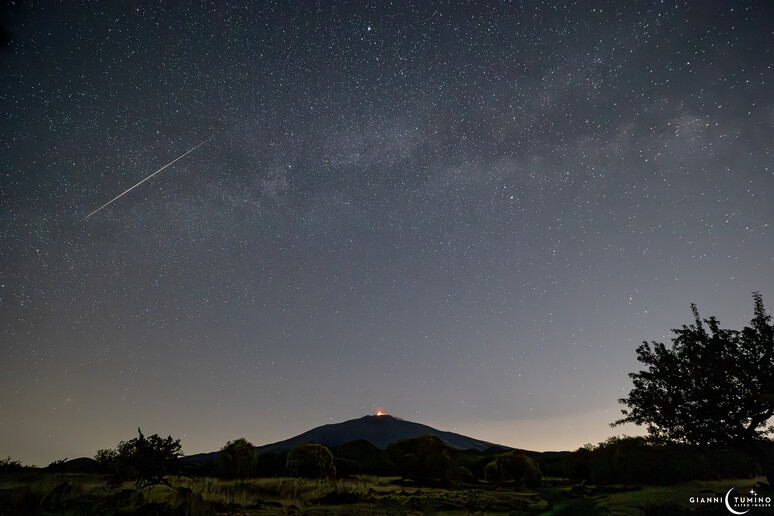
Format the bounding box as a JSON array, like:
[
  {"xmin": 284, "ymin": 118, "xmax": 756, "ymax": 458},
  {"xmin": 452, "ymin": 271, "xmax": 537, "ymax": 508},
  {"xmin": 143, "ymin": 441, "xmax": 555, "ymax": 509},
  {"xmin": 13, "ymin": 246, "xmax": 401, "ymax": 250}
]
[
  {"xmin": 614, "ymin": 293, "xmax": 774, "ymax": 485},
  {"xmin": 2, "ymin": 431, "xmax": 770, "ymax": 514},
  {"xmin": 1, "ymin": 470, "xmax": 770, "ymax": 515},
  {"xmin": 1, "ymin": 434, "xmax": 770, "ymax": 515},
  {"xmin": 0, "ymin": 471, "xmax": 545, "ymax": 515}
]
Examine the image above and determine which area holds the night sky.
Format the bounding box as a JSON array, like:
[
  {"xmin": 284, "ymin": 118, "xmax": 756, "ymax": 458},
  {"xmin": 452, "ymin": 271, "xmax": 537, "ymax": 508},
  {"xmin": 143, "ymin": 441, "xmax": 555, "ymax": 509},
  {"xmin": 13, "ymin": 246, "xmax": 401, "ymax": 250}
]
[{"xmin": 2, "ymin": 2, "xmax": 773, "ymax": 467}]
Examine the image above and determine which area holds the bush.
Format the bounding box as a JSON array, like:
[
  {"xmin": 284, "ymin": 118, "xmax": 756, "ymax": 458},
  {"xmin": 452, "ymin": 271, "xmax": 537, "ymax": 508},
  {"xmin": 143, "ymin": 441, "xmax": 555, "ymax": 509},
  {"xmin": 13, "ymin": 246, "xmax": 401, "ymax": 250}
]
[
  {"xmin": 558, "ymin": 436, "xmax": 759, "ymax": 484},
  {"xmin": 709, "ymin": 448, "xmax": 758, "ymax": 478},
  {"xmin": 216, "ymin": 438, "xmax": 258, "ymax": 480},
  {"xmin": 0, "ymin": 457, "xmax": 24, "ymax": 473},
  {"xmin": 386, "ymin": 434, "xmax": 455, "ymax": 484},
  {"xmin": 484, "ymin": 450, "xmax": 542, "ymax": 486},
  {"xmin": 285, "ymin": 443, "xmax": 336, "ymax": 479},
  {"xmin": 448, "ymin": 466, "xmax": 474, "ymax": 488},
  {"xmin": 536, "ymin": 451, "xmax": 575, "ymax": 479}
]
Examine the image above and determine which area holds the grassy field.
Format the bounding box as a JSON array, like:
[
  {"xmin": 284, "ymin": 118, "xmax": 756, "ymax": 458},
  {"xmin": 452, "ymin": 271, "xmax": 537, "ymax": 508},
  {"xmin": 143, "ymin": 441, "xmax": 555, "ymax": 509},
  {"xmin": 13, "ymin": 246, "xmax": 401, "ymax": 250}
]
[
  {"xmin": 592, "ymin": 477, "xmax": 770, "ymax": 516},
  {"xmin": 0, "ymin": 472, "xmax": 770, "ymax": 515}
]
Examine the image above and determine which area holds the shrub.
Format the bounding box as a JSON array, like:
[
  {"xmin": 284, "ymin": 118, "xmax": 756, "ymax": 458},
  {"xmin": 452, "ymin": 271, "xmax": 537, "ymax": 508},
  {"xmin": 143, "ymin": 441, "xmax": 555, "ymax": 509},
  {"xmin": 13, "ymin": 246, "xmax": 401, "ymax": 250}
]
[
  {"xmin": 485, "ymin": 450, "xmax": 542, "ymax": 486},
  {"xmin": 0, "ymin": 456, "xmax": 24, "ymax": 473},
  {"xmin": 285, "ymin": 443, "xmax": 336, "ymax": 479},
  {"xmin": 386, "ymin": 434, "xmax": 455, "ymax": 484},
  {"xmin": 709, "ymin": 448, "xmax": 758, "ymax": 478},
  {"xmin": 483, "ymin": 460, "xmax": 498, "ymax": 481},
  {"xmin": 560, "ymin": 436, "xmax": 759, "ymax": 484},
  {"xmin": 448, "ymin": 466, "xmax": 474, "ymax": 488},
  {"xmin": 216, "ymin": 438, "xmax": 258, "ymax": 480}
]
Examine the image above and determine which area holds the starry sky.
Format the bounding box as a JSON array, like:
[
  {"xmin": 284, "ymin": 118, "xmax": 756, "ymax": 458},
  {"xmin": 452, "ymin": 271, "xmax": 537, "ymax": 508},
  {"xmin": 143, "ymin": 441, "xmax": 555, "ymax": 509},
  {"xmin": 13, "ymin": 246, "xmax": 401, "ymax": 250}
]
[{"xmin": 2, "ymin": 1, "xmax": 773, "ymax": 467}]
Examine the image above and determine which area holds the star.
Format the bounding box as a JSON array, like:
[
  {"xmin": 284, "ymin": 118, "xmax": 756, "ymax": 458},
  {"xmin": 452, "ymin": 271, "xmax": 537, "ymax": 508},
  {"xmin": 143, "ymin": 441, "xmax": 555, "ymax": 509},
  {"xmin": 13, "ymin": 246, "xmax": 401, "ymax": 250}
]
[{"xmin": 2, "ymin": 0, "xmax": 772, "ymax": 469}]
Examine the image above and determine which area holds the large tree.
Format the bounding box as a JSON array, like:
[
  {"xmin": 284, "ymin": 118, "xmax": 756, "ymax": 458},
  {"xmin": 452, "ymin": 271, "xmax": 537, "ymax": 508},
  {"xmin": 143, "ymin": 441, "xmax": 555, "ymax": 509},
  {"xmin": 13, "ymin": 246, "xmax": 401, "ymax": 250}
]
[
  {"xmin": 614, "ymin": 293, "xmax": 774, "ymax": 483},
  {"xmin": 95, "ymin": 428, "xmax": 184, "ymax": 488}
]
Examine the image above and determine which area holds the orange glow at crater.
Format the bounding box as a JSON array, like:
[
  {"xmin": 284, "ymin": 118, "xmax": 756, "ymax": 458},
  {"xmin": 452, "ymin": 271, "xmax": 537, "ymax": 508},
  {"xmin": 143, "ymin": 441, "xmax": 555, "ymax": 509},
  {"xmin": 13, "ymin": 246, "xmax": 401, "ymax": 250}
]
[{"xmin": 375, "ymin": 409, "xmax": 387, "ymax": 416}]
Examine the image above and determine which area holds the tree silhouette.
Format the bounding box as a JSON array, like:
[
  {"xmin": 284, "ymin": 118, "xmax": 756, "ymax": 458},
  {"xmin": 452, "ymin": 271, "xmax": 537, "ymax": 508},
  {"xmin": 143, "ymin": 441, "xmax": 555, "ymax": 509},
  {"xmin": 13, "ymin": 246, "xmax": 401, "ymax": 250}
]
[
  {"xmin": 484, "ymin": 449, "xmax": 542, "ymax": 486},
  {"xmin": 386, "ymin": 434, "xmax": 455, "ymax": 483},
  {"xmin": 0, "ymin": 457, "xmax": 23, "ymax": 473},
  {"xmin": 216, "ymin": 438, "xmax": 258, "ymax": 480},
  {"xmin": 285, "ymin": 443, "xmax": 336, "ymax": 479},
  {"xmin": 614, "ymin": 293, "xmax": 774, "ymax": 483},
  {"xmin": 96, "ymin": 428, "xmax": 184, "ymax": 488}
]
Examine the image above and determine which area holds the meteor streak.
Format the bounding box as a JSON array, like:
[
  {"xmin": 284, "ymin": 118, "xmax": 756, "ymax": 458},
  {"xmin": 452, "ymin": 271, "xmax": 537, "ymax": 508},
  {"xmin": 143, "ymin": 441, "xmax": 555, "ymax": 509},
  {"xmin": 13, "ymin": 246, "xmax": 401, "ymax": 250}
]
[{"xmin": 81, "ymin": 136, "xmax": 212, "ymax": 221}]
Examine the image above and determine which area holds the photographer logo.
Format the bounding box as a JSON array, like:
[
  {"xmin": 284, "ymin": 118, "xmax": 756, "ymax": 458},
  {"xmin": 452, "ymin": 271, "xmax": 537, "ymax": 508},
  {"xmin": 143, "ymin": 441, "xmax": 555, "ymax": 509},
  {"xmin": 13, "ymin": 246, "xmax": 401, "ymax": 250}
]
[{"xmin": 690, "ymin": 487, "xmax": 771, "ymax": 514}]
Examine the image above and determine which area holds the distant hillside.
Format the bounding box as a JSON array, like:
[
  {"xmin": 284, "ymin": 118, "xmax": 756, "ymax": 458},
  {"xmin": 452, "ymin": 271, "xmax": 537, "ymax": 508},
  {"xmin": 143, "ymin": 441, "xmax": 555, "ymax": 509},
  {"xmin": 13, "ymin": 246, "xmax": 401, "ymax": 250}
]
[{"xmin": 186, "ymin": 414, "xmax": 511, "ymax": 464}]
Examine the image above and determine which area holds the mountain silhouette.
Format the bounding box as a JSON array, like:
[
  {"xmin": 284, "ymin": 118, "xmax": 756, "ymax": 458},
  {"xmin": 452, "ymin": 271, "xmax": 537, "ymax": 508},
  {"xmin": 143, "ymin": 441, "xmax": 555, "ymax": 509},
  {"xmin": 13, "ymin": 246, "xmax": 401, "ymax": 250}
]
[
  {"xmin": 257, "ymin": 414, "xmax": 508, "ymax": 452},
  {"xmin": 186, "ymin": 414, "xmax": 510, "ymax": 464}
]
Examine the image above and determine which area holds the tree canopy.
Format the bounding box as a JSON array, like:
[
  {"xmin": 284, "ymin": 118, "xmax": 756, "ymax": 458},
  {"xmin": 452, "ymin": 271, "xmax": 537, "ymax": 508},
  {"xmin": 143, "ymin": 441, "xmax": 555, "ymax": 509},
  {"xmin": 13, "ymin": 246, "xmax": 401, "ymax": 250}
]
[
  {"xmin": 386, "ymin": 434, "xmax": 455, "ymax": 482},
  {"xmin": 484, "ymin": 450, "xmax": 542, "ymax": 486},
  {"xmin": 285, "ymin": 442, "xmax": 336, "ymax": 479},
  {"xmin": 614, "ymin": 293, "xmax": 774, "ymax": 481},
  {"xmin": 95, "ymin": 428, "xmax": 184, "ymax": 488},
  {"xmin": 216, "ymin": 438, "xmax": 258, "ymax": 480}
]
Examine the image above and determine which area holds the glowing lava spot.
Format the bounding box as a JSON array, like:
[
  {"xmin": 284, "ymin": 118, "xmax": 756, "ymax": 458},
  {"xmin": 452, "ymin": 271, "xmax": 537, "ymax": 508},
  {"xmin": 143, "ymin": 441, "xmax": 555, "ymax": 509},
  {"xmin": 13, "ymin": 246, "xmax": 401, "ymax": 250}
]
[{"xmin": 376, "ymin": 409, "xmax": 387, "ymax": 416}]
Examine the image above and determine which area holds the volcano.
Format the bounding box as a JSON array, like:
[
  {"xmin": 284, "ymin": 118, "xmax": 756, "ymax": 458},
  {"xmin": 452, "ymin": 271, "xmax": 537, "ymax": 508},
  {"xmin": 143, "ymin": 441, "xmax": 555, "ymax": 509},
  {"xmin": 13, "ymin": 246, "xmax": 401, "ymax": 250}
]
[
  {"xmin": 256, "ymin": 414, "xmax": 508, "ymax": 453},
  {"xmin": 186, "ymin": 414, "xmax": 510, "ymax": 464}
]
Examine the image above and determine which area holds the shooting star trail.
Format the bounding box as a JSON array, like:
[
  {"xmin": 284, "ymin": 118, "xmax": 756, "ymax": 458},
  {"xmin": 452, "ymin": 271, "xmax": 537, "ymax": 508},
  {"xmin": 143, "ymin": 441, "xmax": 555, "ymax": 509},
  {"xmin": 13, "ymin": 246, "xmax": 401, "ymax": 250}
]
[{"xmin": 81, "ymin": 136, "xmax": 212, "ymax": 221}]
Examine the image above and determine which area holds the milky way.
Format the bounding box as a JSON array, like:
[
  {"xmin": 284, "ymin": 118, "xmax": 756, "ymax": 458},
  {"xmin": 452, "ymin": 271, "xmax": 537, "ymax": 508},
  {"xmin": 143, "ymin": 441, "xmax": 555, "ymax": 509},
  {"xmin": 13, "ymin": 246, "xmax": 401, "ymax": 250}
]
[{"xmin": 1, "ymin": 2, "xmax": 772, "ymax": 465}]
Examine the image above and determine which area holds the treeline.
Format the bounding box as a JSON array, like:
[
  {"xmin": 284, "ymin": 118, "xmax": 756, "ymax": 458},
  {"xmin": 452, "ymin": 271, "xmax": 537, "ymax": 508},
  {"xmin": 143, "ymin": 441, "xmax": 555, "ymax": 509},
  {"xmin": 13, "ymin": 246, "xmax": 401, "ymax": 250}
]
[
  {"xmin": 191, "ymin": 434, "xmax": 759, "ymax": 486},
  {"xmin": 194, "ymin": 435, "xmax": 543, "ymax": 488},
  {"xmin": 3, "ymin": 432, "xmax": 760, "ymax": 488},
  {"xmin": 183, "ymin": 434, "xmax": 542, "ymax": 488},
  {"xmin": 26, "ymin": 431, "xmax": 543, "ymax": 489},
  {"xmin": 539, "ymin": 436, "xmax": 758, "ymax": 485}
]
